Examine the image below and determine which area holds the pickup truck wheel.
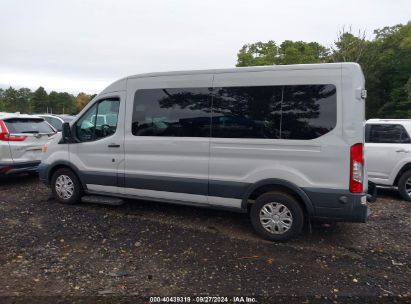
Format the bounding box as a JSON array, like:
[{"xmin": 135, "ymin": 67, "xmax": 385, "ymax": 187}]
[
  {"xmin": 250, "ymin": 191, "xmax": 304, "ymax": 241},
  {"xmin": 398, "ymin": 170, "xmax": 411, "ymax": 202},
  {"xmin": 51, "ymin": 168, "xmax": 83, "ymax": 204}
]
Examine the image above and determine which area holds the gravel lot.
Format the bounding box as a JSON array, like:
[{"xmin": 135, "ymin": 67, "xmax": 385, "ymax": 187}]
[{"xmin": 0, "ymin": 175, "xmax": 410, "ymax": 302}]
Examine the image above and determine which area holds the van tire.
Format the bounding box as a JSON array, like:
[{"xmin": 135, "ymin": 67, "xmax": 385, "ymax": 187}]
[
  {"xmin": 250, "ymin": 191, "xmax": 304, "ymax": 241},
  {"xmin": 398, "ymin": 170, "xmax": 411, "ymax": 202},
  {"xmin": 51, "ymin": 168, "xmax": 83, "ymax": 205}
]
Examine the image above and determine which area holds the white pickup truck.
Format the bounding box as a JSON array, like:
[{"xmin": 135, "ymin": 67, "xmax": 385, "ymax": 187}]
[{"xmin": 366, "ymin": 119, "xmax": 411, "ymax": 201}]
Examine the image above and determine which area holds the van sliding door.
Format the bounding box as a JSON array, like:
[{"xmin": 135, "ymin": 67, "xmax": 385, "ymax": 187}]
[{"xmin": 124, "ymin": 75, "xmax": 213, "ymax": 205}]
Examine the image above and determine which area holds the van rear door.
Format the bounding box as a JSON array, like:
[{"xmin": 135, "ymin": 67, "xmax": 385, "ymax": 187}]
[{"xmin": 341, "ymin": 63, "xmax": 367, "ymax": 191}]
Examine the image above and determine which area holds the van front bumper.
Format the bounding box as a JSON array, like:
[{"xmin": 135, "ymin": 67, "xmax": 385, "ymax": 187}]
[
  {"xmin": 0, "ymin": 161, "xmax": 41, "ymax": 175},
  {"xmin": 303, "ymin": 188, "xmax": 370, "ymax": 223}
]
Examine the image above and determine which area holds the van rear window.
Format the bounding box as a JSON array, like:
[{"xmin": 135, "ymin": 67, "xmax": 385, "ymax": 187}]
[
  {"xmin": 4, "ymin": 118, "xmax": 55, "ymax": 134},
  {"xmin": 280, "ymin": 84, "xmax": 336, "ymax": 140},
  {"xmin": 132, "ymin": 84, "xmax": 337, "ymax": 140}
]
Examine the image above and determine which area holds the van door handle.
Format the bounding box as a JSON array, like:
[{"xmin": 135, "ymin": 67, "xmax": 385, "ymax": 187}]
[
  {"xmin": 396, "ymin": 149, "xmax": 410, "ymax": 153},
  {"xmin": 108, "ymin": 144, "xmax": 120, "ymax": 148}
]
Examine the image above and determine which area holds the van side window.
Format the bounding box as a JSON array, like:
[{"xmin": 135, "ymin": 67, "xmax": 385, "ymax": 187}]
[
  {"xmin": 212, "ymin": 86, "xmax": 282, "ymax": 139},
  {"xmin": 132, "ymin": 88, "xmax": 211, "ymax": 137},
  {"xmin": 281, "ymin": 85, "xmax": 336, "ymax": 140},
  {"xmin": 212, "ymin": 85, "xmax": 336, "ymax": 139},
  {"xmin": 132, "ymin": 84, "xmax": 336, "ymax": 140},
  {"xmin": 75, "ymin": 98, "xmax": 120, "ymax": 142},
  {"xmin": 367, "ymin": 124, "xmax": 411, "ymax": 144}
]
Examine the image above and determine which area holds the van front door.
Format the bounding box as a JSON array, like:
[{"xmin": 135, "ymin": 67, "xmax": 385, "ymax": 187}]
[{"xmin": 70, "ymin": 92, "xmax": 125, "ymax": 194}]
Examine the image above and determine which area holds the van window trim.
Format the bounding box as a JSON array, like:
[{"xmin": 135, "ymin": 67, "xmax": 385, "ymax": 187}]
[{"xmin": 72, "ymin": 96, "xmax": 121, "ymax": 143}]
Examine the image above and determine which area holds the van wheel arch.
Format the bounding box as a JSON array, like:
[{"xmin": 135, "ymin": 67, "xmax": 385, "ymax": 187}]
[
  {"xmin": 48, "ymin": 163, "xmax": 86, "ymax": 191},
  {"xmin": 242, "ymin": 180, "xmax": 314, "ymax": 216}
]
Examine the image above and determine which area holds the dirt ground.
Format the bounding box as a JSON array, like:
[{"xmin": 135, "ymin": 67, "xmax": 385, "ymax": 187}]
[{"xmin": 0, "ymin": 175, "xmax": 410, "ymax": 303}]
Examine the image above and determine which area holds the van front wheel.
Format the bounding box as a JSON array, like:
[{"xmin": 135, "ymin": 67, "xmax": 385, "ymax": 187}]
[
  {"xmin": 250, "ymin": 192, "xmax": 304, "ymax": 241},
  {"xmin": 51, "ymin": 168, "xmax": 83, "ymax": 205}
]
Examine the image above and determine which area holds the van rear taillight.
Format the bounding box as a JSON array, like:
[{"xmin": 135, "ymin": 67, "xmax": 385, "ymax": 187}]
[
  {"xmin": 350, "ymin": 143, "xmax": 364, "ymax": 193},
  {"xmin": 0, "ymin": 120, "xmax": 27, "ymax": 141}
]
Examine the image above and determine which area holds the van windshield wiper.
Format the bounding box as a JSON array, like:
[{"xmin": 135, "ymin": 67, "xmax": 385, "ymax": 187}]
[{"xmin": 21, "ymin": 131, "xmax": 39, "ymax": 134}]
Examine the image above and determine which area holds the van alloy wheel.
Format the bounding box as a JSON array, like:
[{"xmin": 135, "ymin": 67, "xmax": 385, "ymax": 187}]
[
  {"xmin": 55, "ymin": 175, "xmax": 75, "ymax": 200},
  {"xmin": 259, "ymin": 202, "xmax": 293, "ymax": 234}
]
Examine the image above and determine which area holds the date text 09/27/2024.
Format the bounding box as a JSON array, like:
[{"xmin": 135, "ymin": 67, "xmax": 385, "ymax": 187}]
[{"xmin": 149, "ymin": 296, "xmax": 257, "ymax": 303}]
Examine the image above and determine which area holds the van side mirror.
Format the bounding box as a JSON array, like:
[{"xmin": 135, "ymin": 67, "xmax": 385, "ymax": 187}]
[{"xmin": 61, "ymin": 122, "xmax": 72, "ymax": 143}]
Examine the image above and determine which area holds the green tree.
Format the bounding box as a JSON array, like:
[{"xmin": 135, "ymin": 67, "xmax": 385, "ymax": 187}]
[
  {"xmin": 0, "ymin": 88, "xmax": 5, "ymax": 111},
  {"xmin": 365, "ymin": 22, "xmax": 411, "ymax": 118},
  {"xmin": 48, "ymin": 91, "xmax": 76, "ymax": 114},
  {"xmin": 236, "ymin": 22, "xmax": 411, "ymax": 119},
  {"xmin": 330, "ymin": 28, "xmax": 369, "ymax": 64},
  {"xmin": 0, "ymin": 87, "xmax": 87, "ymax": 114},
  {"xmin": 2, "ymin": 87, "xmax": 19, "ymax": 112},
  {"xmin": 75, "ymin": 92, "xmax": 92, "ymax": 112},
  {"xmin": 236, "ymin": 40, "xmax": 328, "ymax": 67},
  {"xmin": 279, "ymin": 40, "xmax": 328, "ymax": 64},
  {"xmin": 59, "ymin": 92, "xmax": 76, "ymax": 114},
  {"xmin": 16, "ymin": 88, "xmax": 32, "ymax": 113},
  {"xmin": 48, "ymin": 91, "xmax": 59, "ymax": 113},
  {"xmin": 31, "ymin": 87, "xmax": 49, "ymax": 113},
  {"xmin": 237, "ymin": 41, "xmax": 280, "ymax": 66}
]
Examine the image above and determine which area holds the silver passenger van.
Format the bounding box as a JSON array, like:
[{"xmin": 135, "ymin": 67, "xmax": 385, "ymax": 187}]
[{"xmin": 39, "ymin": 63, "xmax": 369, "ymax": 241}]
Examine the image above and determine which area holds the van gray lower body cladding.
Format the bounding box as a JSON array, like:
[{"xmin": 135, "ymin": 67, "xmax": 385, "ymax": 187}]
[
  {"xmin": 81, "ymin": 171, "xmax": 248, "ymax": 210},
  {"xmin": 39, "ymin": 163, "xmax": 369, "ymax": 221},
  {"xmin": 302, "ymin": 188, "xmax": 369, "ymax": 223},
  {"xmin": 83, "ymin": 172, "xmax": 250, "ymax": 200}
]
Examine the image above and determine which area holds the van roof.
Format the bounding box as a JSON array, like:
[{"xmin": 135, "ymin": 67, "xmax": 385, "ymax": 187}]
[
  {"xmin": 127, "ymin": 62, "xmax": 358, "ymax": 80},
  {"xmin": 100, "ymin": 62, "xmax": 363, "ymax": 95}
]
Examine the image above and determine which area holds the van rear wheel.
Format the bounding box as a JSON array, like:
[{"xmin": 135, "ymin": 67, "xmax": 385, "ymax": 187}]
[
  {"xmin": 250, "ymin": 191, "xmax": 304, "ymax": 241},
  {"xmin": 51, "ymin": 168, "xmax": 83, "ymax": 205},
  {"xmin": 398, "ymin": 170, "xmax": 411, "ymax": 202}
]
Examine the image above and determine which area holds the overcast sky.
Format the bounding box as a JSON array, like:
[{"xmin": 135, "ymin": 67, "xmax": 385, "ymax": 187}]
[{"xmin": 0, "ymin": 0, "xmax": 410, "ymax": 95}]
